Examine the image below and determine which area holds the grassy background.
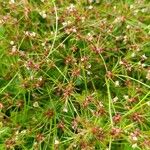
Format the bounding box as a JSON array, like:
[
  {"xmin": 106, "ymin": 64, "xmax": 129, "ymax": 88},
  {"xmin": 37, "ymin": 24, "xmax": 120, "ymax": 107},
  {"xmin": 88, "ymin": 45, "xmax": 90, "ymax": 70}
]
[{"xmin": 0, "ymin": 0, "xmax": 150, "ymax": 149}]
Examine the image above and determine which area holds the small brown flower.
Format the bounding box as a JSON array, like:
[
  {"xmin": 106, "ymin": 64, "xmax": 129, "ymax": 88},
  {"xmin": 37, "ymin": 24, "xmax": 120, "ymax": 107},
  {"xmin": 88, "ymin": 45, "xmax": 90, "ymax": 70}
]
[
  {"xmin": 57, "ymin": 121, "xmax": 65, "ymax": 130},
  {"xmin": 80, "ymin": 56, "xmax": 89, "ymax": 64},
  {"xmin": 124, "ymin": 80, "xmax": 132, "ymax": 87},
  {"xmin": 5, "ymin": 138, "xmax": 15, "ymax": 149},
  {"xmin": 21, "ymin": 80, "xmax": 30, "ymax": 88},
  {"xmin": 62, "ymin": 83, "xmax": 74, "ymax": 99},
  {"xmin": 80, "ymin": 141, "xmax": 88, "ymax": 150},
  {"xmin": 33, "ymin": 63, "xmax": 40, "ymax": 70},
  {"xmin": 71, "ymin": 46, "xmax": 78, "ymax": 52},
  {"xmin": 34, "ymin": 77, "xmax": 45, "ymax": 88},
  {"xmin": 82, "ymin": 96, "xmax": 93, "ymax": 108},
  {"xmin": 16, "ymin": 100, "xmax": 24, "ymax": 108},
  {"xmin": 128, "ymin": 97, "xmax": 138, "ymax": 103},
  {"xmin": 113, "ymin": 113, "xmax": 121, "ymax": 124},
  {"xmin": 131, "ymin": 113, "xmax": 144, "ymax": 123},
  {"xmin": 25, "ymin": 60, "xmax": 40, "ymax": 70},
  {"xmin": 92, "ymin": 46, "xmax": 104, "ymax": 54},
  {"xmin": 143, "ymin": 139, "xmax": 150, "ymax": 149},
  {"xmin": 106, "ymin": 71, "xmax": 113, "ymax": 79},
  {"xmin": 119, "ymin": 59, "xmax": 132, "ymax": 71},
  {"xmin": 64, "ymin": 56, "xmax": 76, "ymax": 65},
  {"xmin": 44, "ymin": 109, "xmax": 54, "ymax": 119},
  {"xmin": 111, "ymin": 127, "xmax": 122, "ymax": 138},
  {"xmin": 92, "ymin": 127, "xmax": 104, "ymax": 140},
  {"xmin": 72, "ymin": 118, "xmax": 78, "ymax": 130},
  {"xmin": 130, "ymin": 129, "xmax": 140, "ymax": 142},
  {"xmin": 36, "ymin": 133, "xmax": 45, "ymax": 142},
  {"xmin": 94, "ymin": 107, "xmax": 106, "ymax": 116},
  {"xmin": 71, "ymin": 68, "xmax": 80, "ymax": 77}
]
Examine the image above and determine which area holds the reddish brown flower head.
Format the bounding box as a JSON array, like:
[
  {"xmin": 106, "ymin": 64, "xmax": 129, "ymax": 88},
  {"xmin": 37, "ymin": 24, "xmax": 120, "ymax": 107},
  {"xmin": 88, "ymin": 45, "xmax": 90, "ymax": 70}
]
[
  {"xmin": 128, "ymin": 97, "xmax": 138, "ymax": 103},
  {"xmin": 16, "ymin": 100, "xmax": 24, "ymax": 108},
  {"xmin": 92, "ymin": 127, "xmax": 104, "ymax": 140},
  {"xmin": 36, "ymin": 133, "xmax": 45, "ymax": 142},
  {"xmin": 92, "ymin": 46, "xmax": 104, "ymax": 54},
  {"xmin": 106, "ymin": 71, "xmax": 113, "ymax": 79},
  {"xmin": 131, "ymin": 113, "xmax": 144, "ymax": 123},
  {"xmin": 124, "ymin": 80, "xmax": 132, "ymax": 87},
  {"xmin": 71, "ymin": 46, "xmax": 78, "ymax": 52},
  {"xmin": 80, "ymin": 141, "xmax": 88, "ymax": 149},
  {"xmin": 21, "ymin": 80, "xmax": 30, "ymax": 89},
  {"xmin": 72, "ymin": 118, "xmax": 78, "ymax": 130},
  {"xmin": 62, "ymin": 83, "xmax": 74, "ymax": 99},
  {"xmin": 130, "ymin": 128, "xmax": 140, "ymax": 142},
  {"xmin": 71, "ymin": 68, "xmax": 80, "ymax": 77},
  {"xmin": 44, "ymin": 109, "xmax": 54, "ymax": 119},
  {"xmin": 113, "ymin": 113, "xmax": 121, "ymax": 124},
  {"xmin": 111, "ymin": 127, "xmax": 122, "ymax": 138},
  {"xmin": 94, "ymin": 107, "xmax": 106, "ymax": 116},
  {"xmin": 143, "ymin": 139, "xmax": 150, "ymax": 149},
  {"xmin": 82, "ymin": 96, "xmax": 93, "ymax": 108},
  {"xmin": 57, "ymin": 121, "xmax": 65, "ymax": 130},
  {"xmin": 80, "ymin": 56, "xmax": 89, "ymax": 63},
  {"xmin": 5, "ymin": 139, "xmax": 15, "ymax": 149},
  {"xmin": 64, "ymin": 56, "xmax": 76, "ymax": 65}
]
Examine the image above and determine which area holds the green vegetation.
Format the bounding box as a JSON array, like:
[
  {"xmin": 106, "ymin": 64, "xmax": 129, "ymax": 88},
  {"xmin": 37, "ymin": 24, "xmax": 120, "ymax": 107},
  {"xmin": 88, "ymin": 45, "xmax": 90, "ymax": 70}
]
[{"xmin": 0, "ymin": 0, "xmax": 150, "ymax": 149}]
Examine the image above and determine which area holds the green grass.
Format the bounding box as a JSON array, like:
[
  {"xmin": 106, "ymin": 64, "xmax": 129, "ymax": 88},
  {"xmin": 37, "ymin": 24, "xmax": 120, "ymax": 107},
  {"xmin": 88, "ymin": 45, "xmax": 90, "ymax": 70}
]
[{"xmin": 0, "ymin": 0, "xmax": 150, "ymax": 149}]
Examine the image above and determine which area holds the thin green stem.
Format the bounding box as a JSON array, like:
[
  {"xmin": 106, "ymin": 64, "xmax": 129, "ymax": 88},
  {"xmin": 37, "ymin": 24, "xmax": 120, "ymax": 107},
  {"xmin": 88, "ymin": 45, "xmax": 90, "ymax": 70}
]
[
  {"xmin": 115, "ymin": 74, "xmax": 150, "ymax": 89},
  {"xmin": 47, "ymin": 1, "xmax": 58, "ymax": 58},
  {"xmin": 0, "ymin": 71, "xmax": 19, "ymax": 94}
]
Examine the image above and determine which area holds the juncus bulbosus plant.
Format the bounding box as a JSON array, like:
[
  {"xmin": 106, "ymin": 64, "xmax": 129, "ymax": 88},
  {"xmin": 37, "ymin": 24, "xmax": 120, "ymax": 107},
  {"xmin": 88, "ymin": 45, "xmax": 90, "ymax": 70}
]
[{"xmin": 0, "ymin": 0, "xmax": 150, "ymax": 149}]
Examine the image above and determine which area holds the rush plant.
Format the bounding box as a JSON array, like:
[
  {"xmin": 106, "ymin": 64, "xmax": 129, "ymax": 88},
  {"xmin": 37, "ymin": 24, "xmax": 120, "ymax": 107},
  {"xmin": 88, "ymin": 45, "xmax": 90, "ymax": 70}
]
[{"xmin": 0, "ymin": 0, "xmax": 150, "ymax": 150}]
